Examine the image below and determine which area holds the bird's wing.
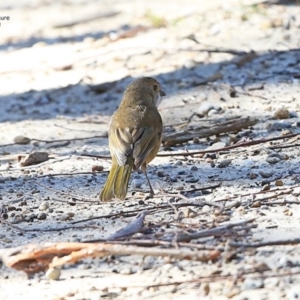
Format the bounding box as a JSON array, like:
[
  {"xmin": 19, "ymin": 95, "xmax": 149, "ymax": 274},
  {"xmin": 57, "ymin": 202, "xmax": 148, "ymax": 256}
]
[
  {"xmin": 109, "ymin": 127, "xmax": 144, "ymax": 166},
  {"xmin": 109, "ymin": 126, "xmax": 160, "ymax": 169},
  {"xmin": 132, "ymin": 127, "xmax": 160, "ymax": 169}
]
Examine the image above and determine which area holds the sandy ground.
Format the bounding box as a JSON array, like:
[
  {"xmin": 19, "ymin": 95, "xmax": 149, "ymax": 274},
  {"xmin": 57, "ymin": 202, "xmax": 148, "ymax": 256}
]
[{"xmin": 1, "ymin": 0, "xmax": 300, "ymax": 299}]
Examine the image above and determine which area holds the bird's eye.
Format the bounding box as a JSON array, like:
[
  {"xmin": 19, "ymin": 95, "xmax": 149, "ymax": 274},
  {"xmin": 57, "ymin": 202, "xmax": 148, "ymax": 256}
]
[{"xmin": 153, "ymin": 84, "xmax": 158, "ymax": 92}]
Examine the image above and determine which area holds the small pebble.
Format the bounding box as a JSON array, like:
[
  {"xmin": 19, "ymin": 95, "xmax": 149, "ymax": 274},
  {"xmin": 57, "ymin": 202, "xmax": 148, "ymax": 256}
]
[
  {"xmin": 119, "ymin": 268, "xmax": 132, "ymax": 275},
  {"xmin": 156, "ymin": 170, "xmax": 164, "ymax": 177},
  {"xmin": 185, "ymin": 177, "xmax": 199, "ymax": 183},
  {"xmin": 175, "ymin": 160, "xmax": 183, "ymax": 166},
  {"xmin": 202, "ymin": 205, "xmax": 211, "ymax": 213},
  {"xmin": 274, "ymin": 107, "xmax": 289, "ymax": 119},
  {"xmin": 205, "ymin": 157, "xmax": 213, "ymax": 163},
  {"xmin": 268, "ymin": 121, "xmax": 292, "ymax": 132},
  {"xmin": 252, "ymin": 201, "xmax": 261, "ymax": 207},
  {"xmin": 46, "ymin": 268, "xmax": 61, "ymax": 280},
  {"xmin": 19, "ymin": 152, "xmax": 49, "ymax": 166},
  {"xmin": 92, "ymin": 165, "xmax": 104, "ymax": 172},
  {"xmin": 275, "ymin": 179, "xmax": 283, "ymax": 186},
  {"xmin": 261, "ymin": 184, "xmax": 270, "ymax": 191},
  {"xmin": 242, "ymin": 278, "xmax": 264, "ymax": 290},
  {"xmin": 37, "ymin": 212, "xmax": 47, "ymax": 220},
  {"xmin": 197, "ymin": 102, "xmax": 215, "ymax": 116},
  {"xmin": 284, "ymin": 209, "xmax": 293, "ymax": 216},
  {"xmin": 217, "ymin": 159, "xmax": 232, "ymax": 168},
  {"xmin": 249, "ymin": 173, "xmax": 258, "ymax": 179},
  {"xmin": 60, "ymin": 212, "xmax": 74, "ymax": 221},
  {"xmin": 39, "ymin": 201, "xmax": 50, "ymax": 211},
  {"xmin": 266, "ymin": 156, "xmax": 281, "ymax": 164},
  {"xmin": 190, "ymin": 165, "xmax": 198, "ymax": 171},
  {"xmin": 131, "ymin": 179, "xmax": 143, "ymax": 189},
  {"xmin": 259, "ymin": 170, "xmax": 274, "ymax": 178},
  {"xmin": 11, "ymin": 214, "xmax": 23, "ymax": 224},
  {"xmin": 193, "ymin": 137, "xmax": 200, "ymax": 144},
  {"xmin": 14, "ymin": 135, "xmax": 31, "ymax": 144},
  {"xmin": 2, "ymin": 238, "xmax": 12, "ymax": 243}
]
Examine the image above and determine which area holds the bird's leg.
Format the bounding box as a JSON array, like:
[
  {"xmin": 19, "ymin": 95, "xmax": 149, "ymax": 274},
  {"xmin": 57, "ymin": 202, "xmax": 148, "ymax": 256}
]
[{"xmin": 143, "ymin": 167, "xmax": 154, "ymax": 196}]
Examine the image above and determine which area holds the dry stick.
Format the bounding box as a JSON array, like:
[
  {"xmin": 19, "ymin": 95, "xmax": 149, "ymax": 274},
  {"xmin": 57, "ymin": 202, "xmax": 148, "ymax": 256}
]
[
  {"xmin": 32, "ymin": 136, "xmax": 106, "ymax": 143},
  {"xmin": 150, "ymin": 183, "xmax": 221, "ymax": 195},
  {"xmin": 50, "ymin": 243, "xmax": 220, "ymax": 268},
  {"xmin": 263, "ymin": 200, "xmax": 300, "ymax": 206},
  {"xmin": 1, "ymin": 219, "xmax": 255, "ymax": 272},
  {"xmin": 53, "ymin": 10, "xmax": 120, "ymax": 28},
  {"xmin": 0, "ymin": 242, "xmax": 220, "ymax": 273},
  {"xmin": 167, "ymin": 218, "xmax": 256, "ymax": 243},
  {"xmin": 0, "ymin": 220, "xmax": 102, "ymax": 232},
  {"xmin": 0, "ymin": 156, "xmax": 72, "ymax": 172},
  {"xmin": 162, "ymin": 117, "xmax": 258, "ymax": 146},
  {"xmin": 269, "ymin": 143, "xmax": 300, "ymax": 150},
  {"xmin": 37, "ymin": 171, "xmax": 108, "ymax": 178},
  {"xmin": 81, "ymin": 132, "xmax": 300, "ymax": 160},
  {"xmin": 159, "ymin": 132, "xmax": 300, "ymax": 157},
  {"xmin": 101, "ymin": 239, "xmax": 219, "ymax": 251},
  {"xmin": 229, "ymin": 238, "xmax": 300, "ymax": 248},
  {"xmin": 0, "ymin": 135, "xmax": 106, "ymax": 148}
]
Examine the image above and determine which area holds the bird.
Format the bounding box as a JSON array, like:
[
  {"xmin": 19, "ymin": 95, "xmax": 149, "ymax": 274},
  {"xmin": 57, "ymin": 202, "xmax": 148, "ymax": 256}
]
[{"xmin": 100, "ymin": 77, "xmax": 166, "ymax": 201}]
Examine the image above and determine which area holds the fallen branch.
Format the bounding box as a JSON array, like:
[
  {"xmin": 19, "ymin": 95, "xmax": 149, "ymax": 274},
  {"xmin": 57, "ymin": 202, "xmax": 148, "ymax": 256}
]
[
  {"xmin": 162, "ymin": 117, "xmax": 258, "ymax": 146},
  {"xmin": 0, "ymin": 242, "xmax": 220, "ymax": 275}
]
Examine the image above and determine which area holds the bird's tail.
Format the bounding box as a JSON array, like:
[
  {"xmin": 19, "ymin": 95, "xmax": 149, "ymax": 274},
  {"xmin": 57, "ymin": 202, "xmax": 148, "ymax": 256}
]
[{"xmin": 100, "ymin": 157, "xmax": 134, "ymax": 201}]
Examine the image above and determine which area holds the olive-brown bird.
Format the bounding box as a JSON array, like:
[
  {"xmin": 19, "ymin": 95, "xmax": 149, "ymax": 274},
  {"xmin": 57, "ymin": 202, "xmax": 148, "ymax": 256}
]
[{"xmin": 100, "ymin": 77, "xmax": 166, "ymax": 201}]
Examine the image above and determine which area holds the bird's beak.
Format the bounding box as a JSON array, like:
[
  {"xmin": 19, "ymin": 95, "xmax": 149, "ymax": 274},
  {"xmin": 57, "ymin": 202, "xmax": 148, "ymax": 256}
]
[{"xmin": 160, "ymin": 90, "xmax": 166, "ymax": 96}]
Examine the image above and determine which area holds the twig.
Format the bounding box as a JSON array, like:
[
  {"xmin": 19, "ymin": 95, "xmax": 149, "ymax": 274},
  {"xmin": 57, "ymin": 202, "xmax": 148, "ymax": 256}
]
[
  {"xmin": 36, "ymin": 171, "xmax": 108, "ymax": 178},
  {"xmin": 0, "ymin": 220, "xmax": 102, "ymax": 232},
  {"xmin": 81, "ymin": 133, "xmax": 300, "ymax": 160},
  {"xmin": 53, "ymin": 10, "xmax": 120, "ymax": 28},
  {"xmin": 80, "ymin": 153, "xmax": 111, "ymax": 159},
  {"xmin": 162, "ymin": 117, "xmax": 258, "ymax": 146},
  {"xmin": 168, "ymin": 218, "xmax": 256, "ymax": 243},
  {"xmin": 0, "ymin": 156, "xmax": 72, "ymax": 172},
  {"xmin": 269, "ymin": 143, "xmax": 300, "ymax": 150},
  {"xmin": 229, "ymin": 238, "xmax": 300, "ymax": 248},
  {"xmin": 0, "ymin": 135, "xmax": 106, "ymax": 148},
  {"xmin": 158, "ymin": 132, "xmax": 300, "ymax": 157}
]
